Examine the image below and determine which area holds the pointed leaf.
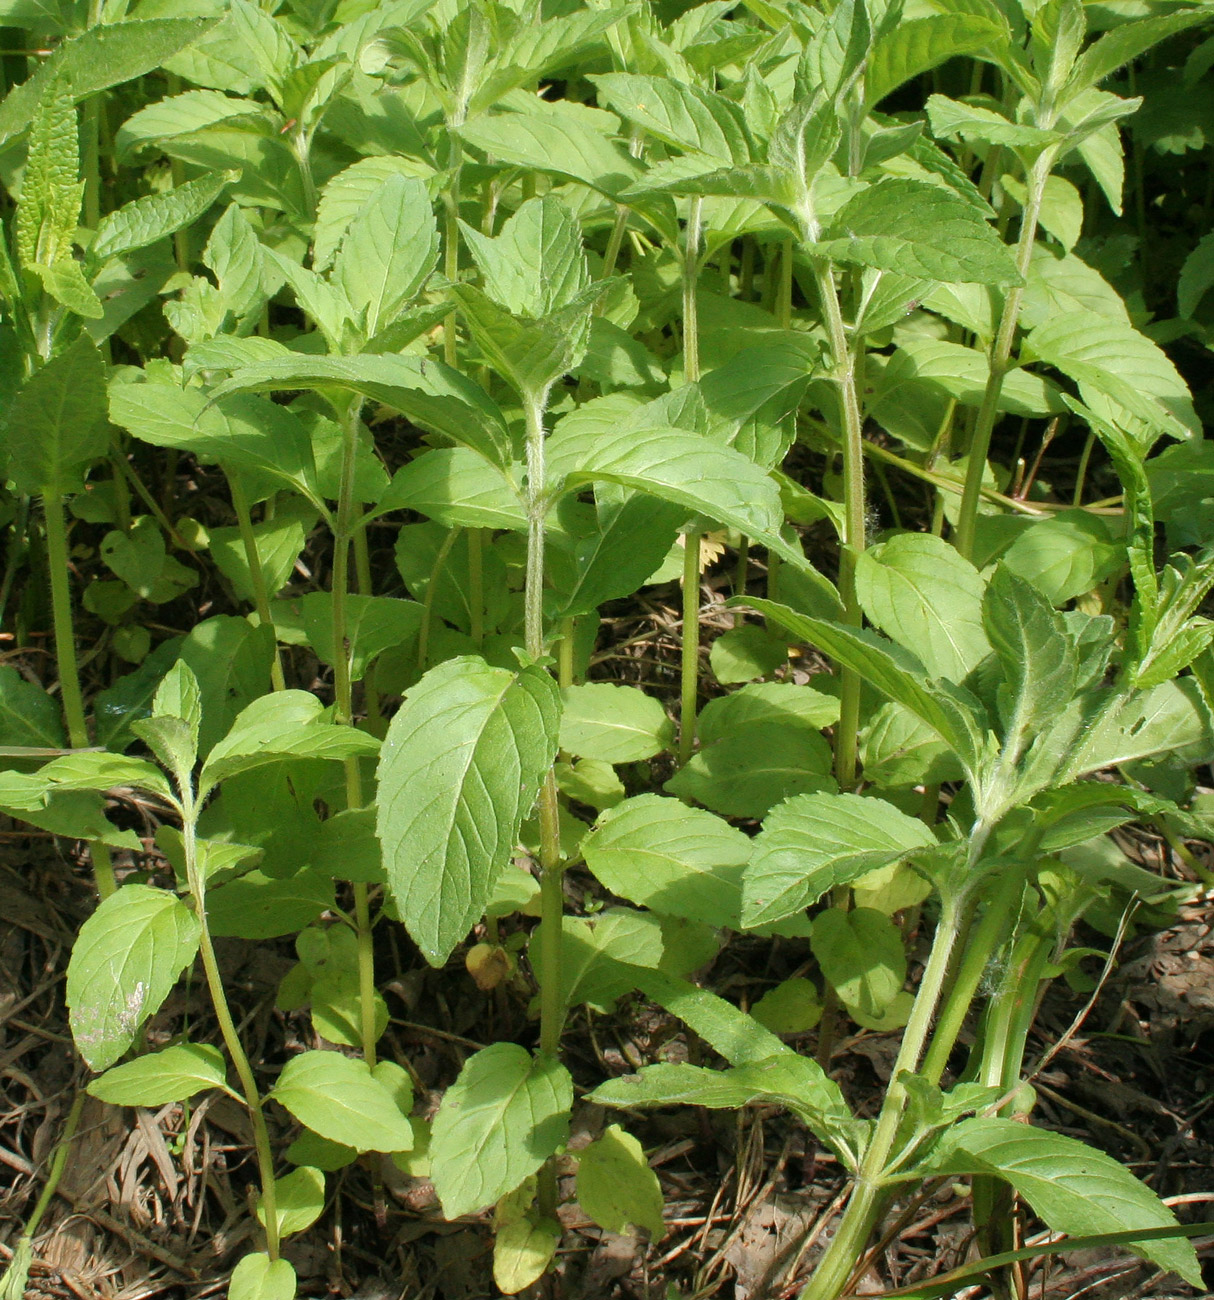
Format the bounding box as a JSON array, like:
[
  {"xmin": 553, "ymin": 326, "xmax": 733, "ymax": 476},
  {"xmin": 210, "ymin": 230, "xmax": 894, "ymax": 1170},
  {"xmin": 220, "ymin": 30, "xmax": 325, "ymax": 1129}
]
[
  {"xmin": 91, "ymin": 171, "xmax": 234, "ymax": 264},
  {"xmin": 376, "ymin": 657, "xmax": 560, "ymax": 966},
  {"xmin": 577, "ymin": 1125, "xmax": 664, "ymax": 1238},
  {"xmin": 88, "ymin": 1043, "xmax": 229, "ymax": 1105},
  {"xmin": 272, "ymin": 1050, "xmax": 413, "ymax": 1153}
]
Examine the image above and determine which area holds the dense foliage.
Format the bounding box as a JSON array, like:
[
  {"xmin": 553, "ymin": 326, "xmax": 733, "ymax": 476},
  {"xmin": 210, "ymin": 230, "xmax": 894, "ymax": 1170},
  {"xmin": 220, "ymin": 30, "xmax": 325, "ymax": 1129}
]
[{"xmin": 1, "ymin": 0, "xmax": 1213, "ymax": 1296}]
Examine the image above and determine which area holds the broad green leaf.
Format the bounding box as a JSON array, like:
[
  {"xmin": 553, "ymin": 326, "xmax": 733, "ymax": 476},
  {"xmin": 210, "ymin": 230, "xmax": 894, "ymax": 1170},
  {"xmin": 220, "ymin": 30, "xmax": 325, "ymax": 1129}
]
[
  {"xmin": 577, "ymin": 1125, "xmax": 664, "ymax": 1237},
  {"xmin": 559, "ymin": 683, "xmax": 673, "ymax": 763},
  {"xmin": 376, "ymin": 657, "xmax": 560, "ymax": 966},
  {"xmin": 741, "ymin": 599, "xmax": 988, "ymax": 780},
  {"xmin": 228, "ymin": 1253, "xmax": 296, "ymax": 1300},
  {"xmin": 926, "ymin": 94, "xmax": 1061, "ymax": 151},
  {"xmin": 582, "ymin": 794, "xmax": 751, "ymax": 929},
  {"xmin": 88, "ymin": 1043, "xmax": 230, "ymax": 1105},
  {"xmin": 67, "ymin": 884, "xmax": 201, "ymax": 1071},
  {"xmin": 751, "ymin": 977, "xmax": 824, "ymax": 1034},
  {"xmin": 334, "ymin": 174, "xmax": 438, "ymax": 338},
  {"xmin": 16, "ymin": 69, "xmax": 81, "ymax": 271},
  {"xmin": 0, "ymin": 666, "xmax": 65, "ymax": 749},
  {"xmin": 312, "ymin": 156, "xmax": 436, "ymax": 271},
  {"xmin": 257, "ymin": 1167, "xmax": 325, "ymax": 1239},
  {"xmin": 745, "ymin": 792, "xmax": 936, "ymax": 929},
  {"xmin": 178, "ymin": 616, "xmax": 275, "ymax": 757},
  {"xmin": 1069, "ymin": 677, "xmax": 1214, "ymax": 777},
  {"xmin": 591, "ymin": 72, "xmax": 754, "ymax": 165},
  {"xmin": 1000, "ymin": 509, "xmax": 1122, "ymax": 605},
  {"xmin": 709, "ymin": 625, "xmax": 788, "ymax": 684},
  {"xmin": 91, "ymin": 171, "xmax": 233, "ymax": 264},
  {"xmin": 1025, "ymin": 311, "xmax": 1198, "ymax": 445},
  {"xmin": 1062, "ymin": 9, "xmax": 1214, "ymax": 105},
  {"xmin": 983, "ymin": 566, "xmax": 1077, "ymax": 759},
  {"xmin": 817, "ymin": 179, "xmax": 1021, "ymax": 285},
  {"xmin": 666, "ymin": 719, "xmax": 835, "ymax": 820},
  {"xmin": 115, "ymin": 89, "xmax": 269, "ymax": 164},
  {"xmin": 272, "ymin": 1050, "xmax": 413, "ymax": 1153},
  {"xmin": 811, "ymin": 907, "xmax": 907, "ymax": 1023},
  {"xmin": 700, "ymin": 682, "xmax": 841, "ymax": 737},
  {"xmin": 855, "ymin": 533, "xmax": 989, "ymax": 682},
  {"xmin": 295, "ymin": 592, "xmax": 425, "ymax": 679},
  {"xmin": 210, "ymin": 510, "xmax": 310, "ymax": 606},
  {"xmin": 547, "ymin": 907, "xmax": 665, "ymax": 1011},
  {"xmin": 200, "ymin": 690, "xmax": 379, "ymax": 791},
  {"xmin": 461, "ymin": 102, "xmax": 642, "ymax": 198},
  {"xmin": 0, "ymin": 771, "xmax": 140, "ymax": 848},
  {"xmin": 5, "ymin": 336, "xmax": 107, "ymax": 498},
  {"xmin": 589, "ymin": 1054, "xmax": 861, "ymax": 1165},
  {"xmin": 205, "ymin": 202, "xmax": 272, "ymax": 328},
  {"xmin": 860, "ymin": 701, "xmax": 966, "ymax": 788},
  {"xmin": 1178, "ymin": 231, "xmax": 1214, "ymax": 319},
  {"xmin": 448, "ymin": 280, "xmax": 603, "ymax": 399},
  {"xmin": 866, "ymin": 14, "xmax": 1006, "ymax": 108},
  {"xmin": 376, "ymin": 448, "xmax": 526, "ymax": 531},
  {"xmin": 206, "ymin": 868, "xmax": 334, "ymax": 940},
  {"xmin": 927, "ymin": 1118, "xmax": 1202, "ymax": 1286},
  {"xmin": 430, "ymin": 1043, "xmax": 572, "ymax": 1219},
  {"xmin": 35, "ymin": 750, "xmax": 173, "ymax": 801},
  {"xmin": 493, "ymin": 1211, "xmax": 560, "ymax": 1295},
  {"xmin": 0, "ymin": 19, "xmax": 220, "ymax": 147},
  {"xmin": 208, "ymin": 354, "xmax": 514, "ymax": 468},
  {"xmin": 461, "ymin": 196, "xmax": 589, "ymax": 320}
]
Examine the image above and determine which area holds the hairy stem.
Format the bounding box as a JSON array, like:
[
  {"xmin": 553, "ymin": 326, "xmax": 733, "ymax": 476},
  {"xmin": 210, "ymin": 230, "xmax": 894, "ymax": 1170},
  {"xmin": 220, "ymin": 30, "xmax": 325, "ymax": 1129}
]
[{"xmin": 43, "ymin": 490, "xmax": 115, "ymax": 899}]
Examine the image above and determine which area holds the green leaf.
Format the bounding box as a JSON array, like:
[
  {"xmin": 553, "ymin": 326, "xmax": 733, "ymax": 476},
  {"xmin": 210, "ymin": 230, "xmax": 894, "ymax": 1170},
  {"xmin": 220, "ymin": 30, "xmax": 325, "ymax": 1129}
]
[
  {"xmin": 16, "ymin": 69, "xmax": 82, "ymax": 271},
  {"xmin": 312, "ymin": 155, "xmax": 436, "ymax": 271},
  {"xmin": 1069, "ymin": 677, "xmax": 1214, "ymax": 776},
  {"xmin": 926, "ymin": 93, "xmax": 1062, "ymax": 152},
  {"xmin": 559, "ymin": 683, "xmax": 672, "ymax": 763},
  {"xmin": 0, "ymin": 19, "xmax": 220, "ymax": 147},
  {"xmin": 228, "ymin": 1253, "xmax": 296, "ymax": 1300},
  {"xmin": 751, "ymin": 977, "xmax": 823, "ymax": 1034},
  {"xmin": 376, "ymin": 448, "xmax": 526, "ymax": 532},
  {"xmin": 548, "ymin": 907, "xmax": 665, "ymax": 1012},
  {"xmin": 708, "ymin": 625, "xmax": 788, "ymax": 684},
  {"xmin": 1178, "ymin": 231, "xmax": 1214, "ymax": 319},
  {"xmin": 493, "ymin": 1208, "xmax": 560, "ymax": 1295},
  {"xmin": 812, "ymin": 907, "xmax": 907, "ymax": 1024},
  {"xmin": 5, "ymin": 336, "xmax": 107, "ymax": 498},
  {"xmin": 430, "ymin": 1043, "xmax": 572, "ymax": 1219},
  {"xmin": 272, "ymin": 1049, "xmax": 413, "ymax": 1153},
  {"xmin": 376, "ymin": 656, "xmax": 560, "ymax": 966},
  {"xmin": 860, "ymin": 701, "xmax": 966, "ymax": 788},
  {"xmin": 577, "ymin": 1125, "xmax": 664, "ymax": 1237},
  {"xmin": 745, "ymin": 792, "xmax": 936, "ymax": 929},
  {"xmin": 581, "ymin": 794, "xmax": 750, "ymax": 930},
  {"xmin": 206, "ymin": 868, "xmax": 334, "ymax": 940},
  {"xmin": 856, "ymin": 533, "xmax": 989, "ymax": 682},
  {"xmin": 817, "ymin": 179, "xmax": 1021, "ymax": 285},
  {"xmin": 178, "ymin": 616, "xmax": 275, "ymax": 757},
  {"xmin": 866, "ymin": 14, "xmax": 1006, "ymax": 108},
  {"xmin": 999, "ymin": 509, "xmax": 1122, "ymax": 605},
  {"xmin": 1062, "ymin": 8, "xmax": 1214, "ymax": 105},
  {"xmin": 334, "ymin": 173, "xmax": 438, "ymax": 339},
  {"xmin": 1025, "ymin": 310, "xmax": 1198, "ymax": 445},
  {"xmin": 295, "ymin": 592, "xmax": 425, "ymax": 680},
  {"xmin": 0, "ymin": 666, "xmax": 65, "ymax": 749},
  {"xmin": 91, "ymin": 171, "xmax": 234, "ymax": 264},
  {"xmin": 461, "ymin": 196, "xmax": 589, "ymax": 319},
  {"xmin": 88, "ymin": 1043, "xmax": 229, "ymax": 1105},
  {"xmin": 589, "ymin": 1054, "xmax": 861, "ymax": 1166},
  {"xmin": 257, "ymin": 1166, "xmax": 325, "ymax": 1239},
  {"xmin": 983, "ymin": 566, "xmax": 1077, "ymax": 760},
  {"xmin": 67, "ymin": 884, "xmax": 201, "ymax": 1071},
  {"xmin": 591, "ymin": 72, "xmax": 754, "ymax": 164},
  {"xmin": 741, "ymin": 599, "xmax": 988, "ymax": 780},
  {"xmin": 207, "ymin": 354, "xmax": 514, "ymax": 469},
  {"xmin": 200, "ymin": 690, "xmax": 379, "ymax": 792},
  {"xmin": 926, "ymin": 1118, "xmax": 1202, "ymax": 1287}
]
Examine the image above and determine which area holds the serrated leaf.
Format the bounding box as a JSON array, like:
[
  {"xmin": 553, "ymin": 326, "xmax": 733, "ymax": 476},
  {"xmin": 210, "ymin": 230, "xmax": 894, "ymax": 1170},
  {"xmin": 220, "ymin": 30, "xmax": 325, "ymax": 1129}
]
[
  {"xmin": 0, "ymin": 666, "xmax": 65, "ymax": 749},
  {"xmin": 1000, "ymin": 509, "xmax": 1122, "ymax": 605},
  {"xmin": 926, "ymin": 93, "xmax": 1062, "ymax": 151},
  {"xmin": 88, "ymin": 1043, "xmax": 229, "ymax": 1105},
  {"xmin": 295, "ymin": 592, "xmax": 425, "ymax": 680},
  {"xmin": 592, "ymin": 72, "xmax": 754, "ymax": 164},
  {"xmin": 577, "ymin": 1125, "xmax": 664, "ymax": 1237},
  {"xmin": 430, "ymin": 1043, "xmax": 572, "ymax": 1219},
  {"xmin": 1062, "ymin": 8, "xmax": 1214, "ymax": 105},
  {"xmin": 818, "ymin": 179, "xmax": 1021, "ymax": 285},
  {"xmin": 272, "ymin": 1050, "xmax": 413, "ymax": 1153},
  {"xmin": 376, "ymin": 657, "xmax": 560, "ymax": 966},
  {"xmin": 376, "ymin": 448, "xmax": 526, "ymax": 532},
  {"xmin": 811, "ymin": 907, "xmax": 906, "ymax": 1022},
  {"xmin": 856, "ymin": 533, "xmax": 990, "ymax": 682},
  {"xmin": 559, "ymin": 683, "xmax": 673, "ymax": 763},
  {"xmin": 67, "ymin": 884, "xmax": 201, "ymax": 1071},
  {"xmin": 334, "ymin": 173, "xmax": 438, "ymax": 338},
  {"xmin": 581, "ymin": 794, "xmax": 750, "ymax": 929},
  {"xmin": 745, "ymin": 792, "xmax": 936, "ymax": 929},
  {"xmin": 16, "ymin": 68, "xmax": 82, "ymax": 270},
  {"xmin": 926, "ymin": 1118, "xmax": 1202, "ymax": 1286},
  {"xmin": 91, "ymin": 171, "xmax": 233, "ymax": 264},
  {"xmin": 866, "ymin": 14, "xmax": 1006, "ymax": 108}
]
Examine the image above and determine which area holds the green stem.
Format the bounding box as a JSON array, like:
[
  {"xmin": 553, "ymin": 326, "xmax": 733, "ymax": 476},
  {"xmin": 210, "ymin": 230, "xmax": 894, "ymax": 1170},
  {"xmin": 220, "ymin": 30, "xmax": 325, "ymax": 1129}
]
[
  {"xmin": 417, "ymin": 528, "xmax": 458, "ymax": 673},
  {"xmin": 332, "ymin": 400, "xmax": 377, "ymax": 1068},
  {"xmin": 800, "ymin": 887, "xmax": 971, "ymax": 1300},
  {"xmin": 682, "ymin": 196, "xmax": 703, "ymax": 384},
  {"xmin": 558, "ymin": 617, "xmax": 575, "ymax": 689},
  {"xmin": 443, "ymin": 133, "xmax": 464, "ymax": 369},
  {"xmin": 229, "ymin": 474, "xmax": 285, "ymax": 692},
  {"xmin": 811, "ymin": 260, "xmax": 865, "ymax": 789},
  {"xmin": 291, "ymin": 129, "xmax": 316, "ymax": 216},
  {"xmin": 183, "ymin": 800, "xmax": 279, "ymax": 1258},
  {"xmin": 43, "ymin": 489, "xmax": 115, "ymax": 899},
  {"xmin": 777, "ymin": 237, "xmax": 793, "ymax": 330},
  {"xmin": 954, "ymin": 150, "xmax": 1056, "ymax": 560},
  {"xmin": 23, "ymin": 1089, "xmax": 84, "ymax": 1240},
  {"xmin": 679, "ymin": 528, "xmax": 701, "ymax": 767},
  {"xmin": 600, "ymin": 204, "xmax": 629, "ymax": 282},
  {"xmin": 733, "ymin": 536, "xmax": 750, "ymax": 624}
]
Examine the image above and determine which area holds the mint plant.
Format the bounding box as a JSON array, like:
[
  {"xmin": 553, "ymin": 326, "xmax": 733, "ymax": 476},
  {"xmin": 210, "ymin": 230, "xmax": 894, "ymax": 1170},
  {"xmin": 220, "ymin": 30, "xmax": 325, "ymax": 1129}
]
[{"xmin": 2, "ymin": 0, "xmax": 1214, "ymax": 1296}]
